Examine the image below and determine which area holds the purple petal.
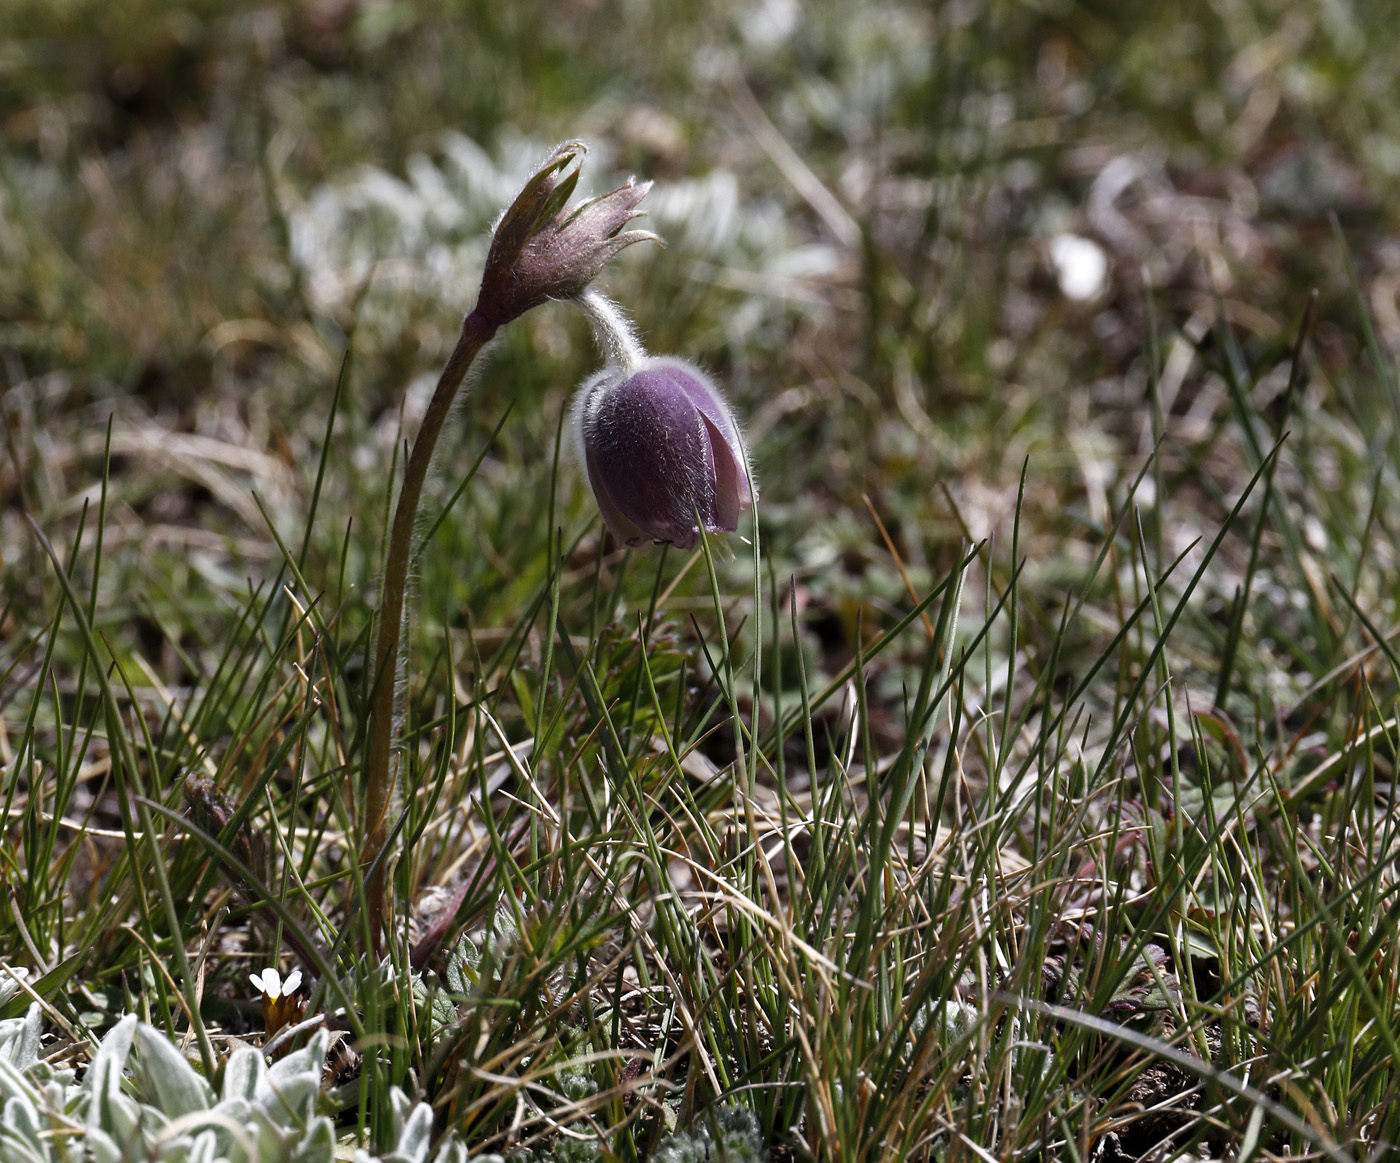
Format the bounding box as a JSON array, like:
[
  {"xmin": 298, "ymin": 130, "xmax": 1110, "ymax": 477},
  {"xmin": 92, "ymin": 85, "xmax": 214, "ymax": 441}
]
[
  {"xmin": 585, "ymin": 369, "xmax": 711, "ymax": 547},
  {"xmin": 645, "ymin": 358, "xmax": 753, "ymax": 527},
  {"xmin": 583, "ymin": 440, "xmax": 648, "ymax": 546},
  {"xmin": 702, "ymin": 411, "xmax": 742, "ymax": 532},
  {"xmin": 573, "ymin": 357, "xmax": 752, "ymax": 550}
]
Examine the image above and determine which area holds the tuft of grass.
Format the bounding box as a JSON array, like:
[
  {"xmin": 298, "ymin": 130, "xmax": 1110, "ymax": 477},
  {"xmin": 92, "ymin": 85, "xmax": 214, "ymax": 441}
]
[{"xmin": 7, "ymin": 1, "xmax": 1400, "ymax": 1160}]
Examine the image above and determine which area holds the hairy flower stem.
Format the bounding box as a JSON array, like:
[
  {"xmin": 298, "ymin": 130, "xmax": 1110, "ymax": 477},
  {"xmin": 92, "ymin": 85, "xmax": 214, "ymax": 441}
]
[
  {"xmin": 361, "ymin": 310, "xmax": 496, "ymax": 945},
  {"xmin": 355, "ymin": 139, "xmax": 657, "ymax": 950},
  {"xmin": 579, "ymin": 288, "xmax": 646, "ymax": 373}
]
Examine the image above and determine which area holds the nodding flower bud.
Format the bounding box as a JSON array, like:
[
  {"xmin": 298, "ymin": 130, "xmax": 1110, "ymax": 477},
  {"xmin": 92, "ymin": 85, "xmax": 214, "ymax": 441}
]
[
  {"xmin": 471, "ymin": 140, "xmax": 660, "ymax": 333},
  {"xmin": 571, "ymin": 293, "xmax": 754, "ymax": 550}
]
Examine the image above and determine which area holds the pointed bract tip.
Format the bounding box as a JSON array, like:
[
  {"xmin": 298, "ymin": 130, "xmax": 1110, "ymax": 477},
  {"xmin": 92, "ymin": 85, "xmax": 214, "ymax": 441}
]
[{"xmin": 474, "ymin": 140, "xmax": 662, "ymax": 330}]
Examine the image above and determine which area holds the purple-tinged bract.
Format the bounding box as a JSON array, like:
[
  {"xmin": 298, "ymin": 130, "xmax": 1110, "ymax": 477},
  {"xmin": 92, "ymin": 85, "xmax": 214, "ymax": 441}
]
[
  {"xmin": 473, "ymin": 141, "xmax": 660, "ymax": 330},
  {"xmin": 572, "ymin": 357, "xmax": 754, "ymax": 550}
]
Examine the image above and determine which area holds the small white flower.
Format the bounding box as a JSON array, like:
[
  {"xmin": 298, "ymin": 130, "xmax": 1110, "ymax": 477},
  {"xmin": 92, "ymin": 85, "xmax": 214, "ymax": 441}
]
[{"xmin": 249, "ymin": 967, "xmax": 302, "ymax": 1000}]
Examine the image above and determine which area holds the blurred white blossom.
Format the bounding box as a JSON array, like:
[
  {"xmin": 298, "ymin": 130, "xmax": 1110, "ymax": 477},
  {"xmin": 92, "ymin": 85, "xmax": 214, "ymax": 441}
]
[{"xmin": 1050, "ymin": 233, "xmax": 1109, "ymax": 301}]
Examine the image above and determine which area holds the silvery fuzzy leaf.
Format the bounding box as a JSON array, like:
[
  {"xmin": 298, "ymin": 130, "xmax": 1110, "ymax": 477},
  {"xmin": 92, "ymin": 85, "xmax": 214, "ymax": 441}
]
[
  {"xmin": 385, "ymin": 1085, "xmax": 412, "ymax": 1141},
  {"xmin": 221, "ymin": 1046, "xmax": 266, "ymax": 1104},
  {"xmin": 86, "ymin": 1125, "xmax": 123, "ymax": 1163},
  {"xmin": 250, "ymin": 1107, "xmax": 334, "ymax": 1163},
  {"xmin": 185, "ymin": 1129, "xmax": 218, "ymax": 1163},
  {"xmin": 289, "ymin": 1117, "xmax": 334, "ymax": 1162},
  {"xmin": 4, "ymin": 1091, "xmax": 43, "ymax": 1146},
  {"xmin": 163, "ymin": 1105, "xmax": 254, "ymax": 1158},
  {"xmin": 84, "ymin": 1014, "xmax": 137, "ymax": 1135},
  {"xmin": 0, "ymin": 1005, "xmax": 42, "ymax": 1072},
  {"xmin": 43, "ymin": 1077, "xmax": 79, "ymax": 1120},
  {"xmin": 650, "ymin": 1104, "xmax": 766, "ymax": 1163},
  {"xmin": 256, "ymin": 1029, "xmax": 327, "ymax": 1128},
  {"xmin": 152, "ymin": 1130, "xmax": 193, "ymax": 1163},
  {"xmin": 256, "ymin": 1070, "xmax": 318, "ymax": 1130},
  {"xmin": 0, "ymin": 968, "xmax": 30, "ymax": 1008},
  {"xmin": 249, "ymin": 1108, "xmax": 287, "ymax": 1161},
  {"xmin": 389, "ymin": 1098, "xmax": 433, "ymax": 1163},
  {"xmin": 211, "ymin": 1094, "xmax": 251, "ymax": 1133},
  {"xmin": 427, "ymin": 1139, "xmax": 474, "ymax": 1163},
  {"xmin": 106, "ymin": 1091, "xmax": 150, "ymax": 1148},
  {"xmin": 358, "ymin": 1136, "xmax": 478, "ymax": 1163},
  {"xmin": 0, "ymin": 1125, "xmax": 50, "ymax": 1163},
  {"xmin": 134, "ymin": 1024, "xmax": 213, "ymax": 1118},
  {"xmin": 215, "ymin": 1107, "xmax": 263, "ymax": 1160},
  {"xmin": 0, "ymin": 1056, "xmax": 32, "ymax": 1104},
  {"xmin": 264, "ymin": 1029, "xmax": 327, "ymax": 1094},
  {"xmin": 0, "ymin": 1021, "xmax": 22, "ymax": 1067}
]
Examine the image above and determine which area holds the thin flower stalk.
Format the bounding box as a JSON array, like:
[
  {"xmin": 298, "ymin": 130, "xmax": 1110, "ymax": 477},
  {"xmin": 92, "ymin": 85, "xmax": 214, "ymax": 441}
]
[{"xmin": 360, "ymin": 141, "xmax": 657, "ymax": 944}]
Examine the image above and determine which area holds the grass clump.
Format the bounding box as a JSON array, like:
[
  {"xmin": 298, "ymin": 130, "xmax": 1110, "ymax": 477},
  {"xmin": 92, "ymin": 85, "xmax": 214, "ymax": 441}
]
[{"xmin": 6, "ymin": 1, "xmax": 1400, "ymax": 1160}]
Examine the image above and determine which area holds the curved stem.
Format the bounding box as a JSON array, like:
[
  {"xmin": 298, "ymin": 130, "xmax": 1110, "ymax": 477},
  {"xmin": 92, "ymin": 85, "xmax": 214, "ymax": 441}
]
[
  {"xmin": 361, "ymin": 309, "xmax": 496, "ymax": 944},
  {"xmin": 578, "ymin": 288, "xmax": 646, "ymax": 373}
]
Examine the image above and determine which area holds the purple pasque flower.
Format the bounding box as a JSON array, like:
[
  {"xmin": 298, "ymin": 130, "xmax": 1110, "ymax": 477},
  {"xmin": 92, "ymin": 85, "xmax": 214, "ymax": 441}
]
[
  {"xmin": 572, "ymin": 355, "xmax": 754, "ymax": 550},
  {"xmin": 471, "ymin": 140, "xmax": 660, "ymax": 332}
]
